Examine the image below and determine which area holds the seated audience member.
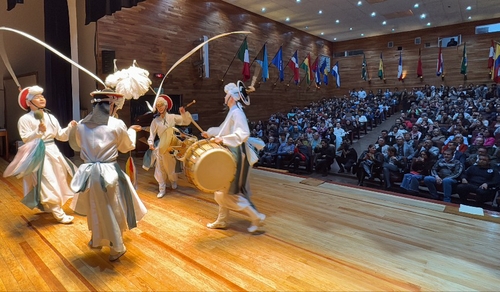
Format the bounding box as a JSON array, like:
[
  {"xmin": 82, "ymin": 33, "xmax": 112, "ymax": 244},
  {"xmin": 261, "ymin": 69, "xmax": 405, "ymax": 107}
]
[
  {"xmin": 375, "ymin": 137, "xmax": 389, "ymax": 158},
  {"xmin": 442, "ymin": 141, "xmax": 466, "ymax": 166},
  {"xmin": 289, "ymin": 138, "xmax": 312, "ymax": 173},
  {"xmin": 276, "ymin": 137, "xmax": 296, "ymax": 169},
  {"xmin": 465, "ymin": 136, "xmax": 486, "ymax": 156},
  {"xmin": 430, "ymin": 128, "xmax": 446, "ymax": 144},
  {"xmin": 400, "ymin": 150, "xmax": 435, "ymax": 195},
  {"xmin": 403, "ymin": 132, "xmax": 417, "ymax": 151},
  {"xmin": 314, "ymin": 139, "xmax": 335, "ymax": 176},
  {"xmin": 409, "ymin": 125, "xmax": 422, "ymax": 141},
  {"xmin": 465, "ymin": 147, "xmax": 495, "ymax": 168},
  {"xmin": 444, "ymin": 128, "xmax": 469, "ymax": 146},
  {"xmin": 416, "ymin": 139, "xmax": 440, "ymax": 160},
  {"xmin": 336, "ymin": 139, "xmax": 358, "ymax": 174},
  {"xmin": 382, "ymin": 146, "xmax": 405, "ymax": 190},
  {"xmin": 259, "ymin": 136, "xmax": 279, "ymax": 167},
  {"xmin": 394, "ymin": 135, "xmax": 414, "ymax": 161},
  {"xmin": 456, "ymin": 155, "xmax": 500, "ymax": 206},
  {"xmin": 309, "ymin": 131, "xmax": 322, "ymax": 150},
  {"xmin": 423, "ymin": 149, "xmax": 463, "ymax": 202},
  {"xmin": 483, "ymin": 129, "xmax": 495, "ymax": 147},
  {"xmin": 357, "ymin": 144, "xmax": 384, "ymax": 185}
]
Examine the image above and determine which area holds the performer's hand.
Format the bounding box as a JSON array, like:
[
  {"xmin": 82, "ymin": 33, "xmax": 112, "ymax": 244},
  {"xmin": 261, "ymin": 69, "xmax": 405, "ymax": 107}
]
[
  {"xmin": 130, "ymin": 125, "xmax": 142, "ymax": 132},
  {"xmin": 179, "ymin": 106, "xmax": 186, "ymax": 114},
  {"xmin": 70, "ymin": 120, "xmax": 77, "ymax": 127},
  {"xmin": 213, "ymin": 137, "xmax": 223, "ymax": 144},
  {"xmin": 39, "ymin": 123, "xmax": 46, "ymax": 133},
  {"xmin": 201, "ymin": 131, "xmax": 210, "ymax": 139},
  {"xmin": 149, "ymin": 144, "xmax": 155, "ymax": 150}
]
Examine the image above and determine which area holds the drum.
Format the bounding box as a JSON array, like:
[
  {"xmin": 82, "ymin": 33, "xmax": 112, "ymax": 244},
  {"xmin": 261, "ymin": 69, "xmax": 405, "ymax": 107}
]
[
  {"xmin": 183, "ymin": 140, "xmax": 236, "ymax": 193},
  {"xmin": 158, "ymin": 127, "xmax": 181, "ymax": 154},
  {"xmin": 175, "ymin": 134, "xmax": 198, "ymax": 160}
]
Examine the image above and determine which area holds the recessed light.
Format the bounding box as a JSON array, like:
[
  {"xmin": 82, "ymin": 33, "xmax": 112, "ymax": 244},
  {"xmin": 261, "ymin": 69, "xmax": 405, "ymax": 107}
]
[
  {"xmin": 361, "ymin": 33, "xmax": 364, "ymax": 36},
  {"xmin": 305, "ymin": 26, "xmax": 308, "ymax": 29},
  {"xmin": 468, "ymin": 16, "xmax": 472, "ymax": 20},
  {"xmin": 392, "ymin": 28, "xmax": 395, "ymax": 32},
  {"xmin": 414, "ymin": 3, "xmax": 419, "ymax": 8},
  {"xmin": 321, "ymin": 32, "xmax": 324, "ymax": 35},
  {"xmin": 285, "ymin": 17, "xmax": 290, "ymax": 22},
  {"xmin": 466, "ymin": 6, "xmax": 471, "ymax": 10},
  {"xmin": 319, "ymin": 10, "xmax": 323, "ymax": 14},
  {"xmin": 334, "ymin": 38, "xmax": 337, "ymax": 41},
  {"xmin": 427, "ymin": 22, "xmax": 431, "ymax": 26},
  {"xmin": 349, "ymin": 27, "xmax": 353, "ymax": 30},
  {"xmin": 382, "ymin": 21, "xmax": 387, "ymax": 25},
  {"xmin": 357, "ymin": 1, "xmax": 362, "ymax": 6},
  {"xmin": 261, "ymin": 7, "xmax": 266, "ymax": 12},
  {"xmin": 296, "ymin": 0, "xmax": 301, "ymax": 2},
  {"xmin": 336, "ymin": 19, "xmax": 340, "ymax": 24},
  {"xmin": 371, "ymin": 12, "xmax": 376, "ymax": 17},
  {"xmin": 420, "ymin": 13, "xmax": 426, "ymax": 19}
]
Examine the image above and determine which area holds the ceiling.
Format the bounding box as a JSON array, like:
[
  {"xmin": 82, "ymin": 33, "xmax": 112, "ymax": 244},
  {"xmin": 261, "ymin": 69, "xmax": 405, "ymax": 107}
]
[{"xmin": 220, "ymin": 0, "xmax": 500, "ymax": 42}]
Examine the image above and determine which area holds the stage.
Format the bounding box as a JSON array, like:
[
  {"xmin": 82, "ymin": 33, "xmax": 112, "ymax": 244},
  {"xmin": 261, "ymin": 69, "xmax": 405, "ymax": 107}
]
[{"xmin": 0, "ymin": 156, "xmax": 499, "ymax": 291}]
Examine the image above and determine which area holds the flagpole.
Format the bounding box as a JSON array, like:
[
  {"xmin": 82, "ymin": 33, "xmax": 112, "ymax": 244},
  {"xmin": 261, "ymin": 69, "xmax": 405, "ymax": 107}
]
[
  {"xmin": 250, "ymin": 41, "xmax": 266, "ymax": 68},
  {"xmin": 221, "ymin": 36, "xmax": 246, "ymax": 82}
]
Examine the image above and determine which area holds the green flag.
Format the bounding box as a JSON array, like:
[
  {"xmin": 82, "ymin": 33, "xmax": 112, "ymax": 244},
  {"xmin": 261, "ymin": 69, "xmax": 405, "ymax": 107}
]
[
  {"xmin": 460, "ymin": 43, "xmax": 467, "ymax": 75},
  {"xmin": 362, "ymin": 54, "xmax": 367, "ymax": 80}
]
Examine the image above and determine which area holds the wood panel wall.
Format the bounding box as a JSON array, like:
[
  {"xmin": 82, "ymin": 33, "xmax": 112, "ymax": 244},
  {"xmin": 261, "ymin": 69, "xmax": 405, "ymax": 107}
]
[{"xmin": 96, "ymin": 0, "xmax": 500, "ymax": 130}]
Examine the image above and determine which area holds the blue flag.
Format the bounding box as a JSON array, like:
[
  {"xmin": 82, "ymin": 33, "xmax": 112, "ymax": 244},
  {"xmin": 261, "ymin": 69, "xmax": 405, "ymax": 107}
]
[
  {"xmin": 331, "ymin": 61, "xmax": 340, "ymax": 88},
  {"xmin": 256, "ymin": 44, "xmax": 269, "ymax": 82},
  {"xmin": 271, "ymin": 46, "xmax": 284, "ymax": 81}
]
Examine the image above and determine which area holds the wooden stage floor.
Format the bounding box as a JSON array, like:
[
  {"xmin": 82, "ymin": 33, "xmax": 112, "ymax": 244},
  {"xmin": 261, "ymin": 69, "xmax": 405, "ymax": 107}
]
[{"xmin": 0, "ymin": 156, "xmax": 499, "ymax": 291}]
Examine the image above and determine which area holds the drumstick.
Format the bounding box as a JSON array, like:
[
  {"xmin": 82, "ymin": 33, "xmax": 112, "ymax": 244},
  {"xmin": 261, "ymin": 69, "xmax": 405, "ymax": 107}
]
[
  {"xmin": 185, "ymin": 100, "xmax": 196, "ymax": 108},
  {"xmin": 190, "ymin": 117, "xmax": 204, "ymax": 133}
]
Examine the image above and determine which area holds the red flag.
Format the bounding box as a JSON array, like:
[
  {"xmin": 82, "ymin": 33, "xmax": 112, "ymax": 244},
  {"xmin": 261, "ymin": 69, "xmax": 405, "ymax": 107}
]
[
  {"xmin": 237, "ymin": 37, "xmax": 251, "ymax": 81},
  {"xmin": 488, "ymin": 40, "xmax": 495, "ymax": 69},
  {"xmin": 287, "ymin": 50, "xmax": 300, "ymax": 84},
  {"xmin": 417, "ymin": 48, "xmax": 423, "ymax": 77}
]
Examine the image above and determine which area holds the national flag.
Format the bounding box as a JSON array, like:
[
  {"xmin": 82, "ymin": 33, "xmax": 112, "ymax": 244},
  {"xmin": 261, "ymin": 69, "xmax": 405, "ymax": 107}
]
[
  {"xmin": 237, "ymin": 37, "xmax": 250, "ymax": 81},
  {"xmin": 320, "ymin": 57, "xmax": 328, "ymax": 85},
  {"xmin": 436, "ymin": 46, "xmax": 444, "ymax": 77},
  {"xmin": 361, "ymin": 54, "xmax": 367, "ymax": 80},
  {"xmin": 255, "ymin": 43, "xmax": 269, "ymax": 82},
  {"xmin": 300, "ymin": 53, "xmax": 312, "ymax": 85},
  {"xmin": 488, "ymin": 40, "xmax": 495, "ymax": 69},
  {"xmin": 378, "ymin": 53, "xmax": 384, "ymax": 79},
  {"xmin": 271, "ymin": 46, "xmax": 284, "ymax": 81},
  {"xmin": 417, "ymin": 48, "xmax": 423, "ymax": 78},
  {"xmin": 311, "ymin": 57, "xmax": 321, "ymax": 85},
  {"xmin": 460, "ymin": 43, "xmax": 467, "ymax": 75},
  {"xmin": 397, "ymin": 51, "xmax": 403, "ymax": 81},
  {"xmin": 331, "ymin": 61, "xmax": 341, "ymax": 88},
  {"xmin": 288, "ymin": 50, "xmax": 300, "ymax": 84},
  {"xmin": 493, "ymin": 43, "xmax": 500, "ymax": 83}
]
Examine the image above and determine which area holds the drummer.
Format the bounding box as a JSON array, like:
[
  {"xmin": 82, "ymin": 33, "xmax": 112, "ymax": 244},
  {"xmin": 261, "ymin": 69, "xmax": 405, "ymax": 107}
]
[
  {"xmin": 202, "ymin": 81, "xmax": 266, "ymax": 233},
  {"xmin": 143, "ymin": 94, "xmax": 192, "ymax": 198}
]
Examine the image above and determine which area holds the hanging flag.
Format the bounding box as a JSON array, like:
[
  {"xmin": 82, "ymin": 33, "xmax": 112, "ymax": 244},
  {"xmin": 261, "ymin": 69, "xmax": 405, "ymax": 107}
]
[
  {"xmin": 493, "ymin": 43, "xmax": 500, "ymax": 83},
  {"xmin": 361, "ymin": 54, "xmax": 367, "ymax": 80},
  {"xmin": 288, "ymin": 50, "xmax": 300, "ymax": 84},
  {"xmin": 237, "ymin": 37, "xmax": 250, "ymax": 81},
  {"xmin": 320, "ymin": 57, "xmax": 328, "ymax": 85},
  {"xmin": 331, "ymin": 61, "xmax": 341, "ymax": 88},
  {"xmin": 311, "ymin": 57, "xmax": 321, "ymax": 86},
  {"xmin": 300, "ymin": 54, "xmax": 312, "ymax": 85},
  {"xmin": 255, "ymin": 43, "xmax": 269, "ymax": 82},
  {"xmin": 378, "ymin": 53, "xmax": 384, "ymax": 79},
  {"xmin": 488, "ymin": 40, "xmax": 495, "ymax": 72},
  {"xmin": 417, "ymin": 48, "xmax": 423, "ymax": 78},
  {"xmin": 397, "ymin": 51, "xmax": 403, "ymax": 81},
  {"xmin": 436, "ymin": 46, "xmax": 444, "ymax": 77},
  {"xmin": 271, "ymin": 46, "xmax": 284, "ymax": 82},
  {"xmin": 460, "ymin": 43, "xmax": 467, "ymax": 75}
]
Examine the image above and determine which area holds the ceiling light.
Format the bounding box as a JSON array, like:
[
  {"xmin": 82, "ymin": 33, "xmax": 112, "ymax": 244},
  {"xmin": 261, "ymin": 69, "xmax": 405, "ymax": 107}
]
[
  {"xmin": 285, "ymin": 17, "xmax": 290, "ymax": 22},
  {"xmin": 319, "ymin": 10, "xmax": 323, "ymax": 14},
  {"xmin": 466, "ymin": 6, "xmax": 471, "ymax": 10},
  {"xmin": 420, "ymin": 13, "xmax": 426, "ymax": 19},
  {"xmin": 336, "ymin": 19, "xmax": 340, "ymax": 24},
  {"xmin": 468, "ymin": 16, "xmax": 472, "ymax": 20},
  {"xmin": 349, "ymin": 27, "xmax": 353, "ymax": 30},
  {"xmin": 382, "ymin": 21, "xmax": 387, "ymax": 25},
  {"xmin": 321, "ymin": 32, "xmax": 324, "ymax": 35},
  {"xmin": 414, "ymin": 4, "xmax": 419, "ymax": 8},
  {"xmin": 296, "ymin": 0, "xmax": 301, "ymax": 2},
  {"xmin": 371, "ymin": 12, "xmax": 376, "ymax": 17},
  {"xmin": 261, "ymin": 7, "xmax": 266, "ymax": 12},
  {"xmin": 427, "ymin": 22, "xmax": 431, "ymax": 26},
  {"xmin": 334, "ymin": 38, "xmax": 337, "ymax": 41},
  {"xmin": 357, "ymin": 1, "xmax": 362, "ymax": 6},
  {"xmin": 361, "ymin": 33, "xmax": 364, "ymax": 36},
  {"xmin": 305, "ymin": 26, "xmax": 308, "ymax": 29},
  {"xmin": 392, "ymin": 28, "xmax": 395, "ymax": 32}
]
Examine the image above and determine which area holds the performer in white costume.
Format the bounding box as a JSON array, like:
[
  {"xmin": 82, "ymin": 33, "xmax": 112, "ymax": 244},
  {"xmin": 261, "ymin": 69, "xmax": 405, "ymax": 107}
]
[
  {"xmin": 70, "ymin": 89, "xmax": 147, "ymax": 261},
  {"xmin": 3, "ymin": 86, "xmax": 76, "ymax": 224},
  {"xmin": 143, "ymin": 95, "xmax": 192, "ymax": 198},
  {"xmin": 202, "ymin": 81, "xmax": 265, "ymax": 233}
]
